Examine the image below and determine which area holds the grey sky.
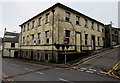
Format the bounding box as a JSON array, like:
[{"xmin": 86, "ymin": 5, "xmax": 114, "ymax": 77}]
[{"xmin": 0, "ymin": 0, "xmax": 119, "ymax": 37}]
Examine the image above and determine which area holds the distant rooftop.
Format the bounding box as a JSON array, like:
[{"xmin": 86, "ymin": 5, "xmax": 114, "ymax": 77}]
[{"xmin": 5, "ymin": 31, "xmax": 19, "ymax": 36}]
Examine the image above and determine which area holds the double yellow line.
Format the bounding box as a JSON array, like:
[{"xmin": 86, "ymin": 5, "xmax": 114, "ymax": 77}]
[
  {"xmin": 2, "ymin": 72, "xmax": 15, "ymax": 83},
  {"xmin": 108, "ymin": 62, "xmax": 120, "ymax": 79}
]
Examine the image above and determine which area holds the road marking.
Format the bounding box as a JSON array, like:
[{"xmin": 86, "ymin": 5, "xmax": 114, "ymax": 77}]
[
  {"xmin": 80, "ymin": 68, "xmax": 87, "ymax": 70},
  {"xmin": 85, "ymin": 70, "xmax": 94, "ymax": 73},
  {"xmin": 58, "ymin": 78, "xmax": 68, "ymax": 82},
  {"xmin": 88, "ymin": 69, "xmax": 96, "ymax": 72},
  {"xmin": 11, "ymin": 63, "xmax": 19, "ymax": 67},
  {"xmin": 99, "ymin": 71, "xmax": 108, "ymax": 75},
  {"xmin": 36, "ymin": 72, "xmax": 44, "ymax": 74},
  {"xmin": 78, "ymin": 69, "xmax": 84, "ymax": 71},
  {"xmin": 24, "ymin": 68, "xmax": 34, "ymax": 71},
  {"xmin": 2, "ymin": 72, "xmax": 15, "ymax": 83}
]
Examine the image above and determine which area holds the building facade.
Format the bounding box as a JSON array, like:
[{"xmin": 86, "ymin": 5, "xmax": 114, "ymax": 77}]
[
  {"xmin": 2, "ymin": 29, "xmax": 19, "ymax": 58},
  {"xmin": 105, "ymin": 24, "xmax": 120, "ymax": 47},
  {"xmin": 19, "ymin": 3, "xmax": 105, "ymax": 63}
]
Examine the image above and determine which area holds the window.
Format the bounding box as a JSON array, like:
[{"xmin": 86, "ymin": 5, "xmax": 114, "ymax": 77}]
[
  {"xmin": 38, "ymin": 33, "xmax": 41, "ymax": 44},
  {"xmin": 27, "ymin": 23, "xmax": 30, "ymax": 31},
  {"xmin": 91, "ymin": 22, "xmax": 94, "ymax": 29},
  {"xmin": 45, "ymin": 31, "xmax": 49, "ymax": 44},
  {"xmin": 32, "ymin": 21, "xmax": 35, "ymax": 28},
  {"xmin": 23, "ymin": 37, "xmax": 25, "ymax": 45},
  {"xmin": 65, "ymin": 30, "xmax": 70, "ymax": 44},
  {"xmin": 85, "ymin": 19, "xmax": 88, "ymax": 27},
  {"xmin": 66, "ymin": 12, "xmax": 70, "ymax": 22},
  {"xmin": 32, "ymin": 34, "xmax": 34, "ymax": 40},
  {"xmin": 98, "ymin": 37, "xmax": 100, "ymax": 46},
  {"xmin": 97, "ymin": 25, "xmax": 100, "ymax": 31},
  {"xmin": 23, "ymin": 25, "xmax": 25, "ymax": 32},
  {"xmin": 85, "ymin": 34, "xmax": 88, "ymax": 45},
  {"xmin": 27, "ymin": 35, "xmax": 29, "ymax": 45},
  {"xmin": 38, "ymin": 17, "xmax": 42, "ymax": 26},
  {"xmin": 76, "ymin": 16, "xmax": 80, "ymax": 25},
  {"xmin": 102, "ymin": 28, "xmax": 104, "ymax": 32},
  {"xmin": 11, "ymin": 43, "xmax": 15, "ymax": 47},
  {"xmin": 46, "ymin": 13, "xmax": 50, "ymax": 23}
]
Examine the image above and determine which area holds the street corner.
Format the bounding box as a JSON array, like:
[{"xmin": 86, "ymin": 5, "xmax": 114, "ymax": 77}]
[{"xmin": 108, "ymin": 62, "xmax": 120, "ymax": 79}]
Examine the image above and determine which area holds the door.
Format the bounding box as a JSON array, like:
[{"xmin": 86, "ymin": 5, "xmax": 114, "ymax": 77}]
[
  {"xmin": 91, "ymin": 35, "xmax": 95, "ymax": 50},
  {"xmin": 31, "ymin": 51, "xmax": 33, "ymax": 60},
  {"xmin": 76, "ymin": 32, "xmax": 81, "ymax": 52},
  {"xmin": 14, "ymin": 51, "xmax": 18, "ymax": 58}
]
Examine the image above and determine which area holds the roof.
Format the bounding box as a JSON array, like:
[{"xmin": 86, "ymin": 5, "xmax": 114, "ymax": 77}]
[
  {"xmin": 20, "ymin": 3, "xmax": 104, "ymax": 26},
  {"xmin": 5, "ymin": 31, "xmax": 20, "ymax": 36},
  {"xmin": 3, "ymin": 37, "xmax": 19, "ymax": 43}
]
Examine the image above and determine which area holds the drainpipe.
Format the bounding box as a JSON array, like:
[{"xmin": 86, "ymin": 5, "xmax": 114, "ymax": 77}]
[{"xmin": 52, "ymin": 9, "xmax": 55, "ymax": 62}]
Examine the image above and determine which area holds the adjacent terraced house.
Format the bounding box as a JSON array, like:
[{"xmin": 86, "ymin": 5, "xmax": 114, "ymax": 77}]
[
  {"xmin": 2, "ymin": 29, "xmax": 19, "ymax": 58},
  {"xmin": 19, "ymin": 3, "xmax": 105, "ymax": 63}
]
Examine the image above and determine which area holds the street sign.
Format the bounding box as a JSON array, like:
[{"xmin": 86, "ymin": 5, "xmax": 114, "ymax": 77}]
[{"xmin": 64, "ymin": 39, "xmax": 68, "ymax": 45}]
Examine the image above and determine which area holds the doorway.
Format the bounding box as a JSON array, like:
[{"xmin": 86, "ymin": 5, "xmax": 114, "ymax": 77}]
[
  {"xmin": 14, "ymin": 51, "xmax": 18, "ymax": 58},
  {"xmin": 91, "ymin": 35, "xmax": 95, "ymax": 50},
  {"xmin": 31, "ymin": 51, "xmax": 33, "ymax": 60},
  {"xmin": 76, "ymin": 32, "xmax": 81, "ymax": 52}
]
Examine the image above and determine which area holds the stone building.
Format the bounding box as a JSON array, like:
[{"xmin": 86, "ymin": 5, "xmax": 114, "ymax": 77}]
[
  {"xmin": 105, "ymin": 24, "xmax": 120, "ymax": 47},
  {"xmin": 19, "ymin": 3, "xmax": 105, "ymax": 63},
  {"xmin": 2, "ymin": 28, "xmax": 19, "ymax": 58}
]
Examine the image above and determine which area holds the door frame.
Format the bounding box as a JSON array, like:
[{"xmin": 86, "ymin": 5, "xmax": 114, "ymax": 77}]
[
  {"xmin": 75, "ymin": 31, "xmax": 82, "ymax": 51},
  {"xmin": 91, "ymin": 35, "xmax": 95, "ymax": 50}
]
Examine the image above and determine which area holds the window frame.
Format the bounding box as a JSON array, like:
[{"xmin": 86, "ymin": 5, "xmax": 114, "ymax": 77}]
[
  {"xmin": 27, "ymin": 35, "xmax": 29, "ymax": 45},
  {"xmin": 46, "ymin": 13, "xmax": 50, "ymax": 23},
  {"xmin": 65, "ymin": 12, "xmax": 70, "ymax": 22},
  {"xmin": 91, "ymin": 22, "xmax": 94, "ymax": 30},
  {"xmin": 32, "ymin": 21, "xmax": 35, "ymax": 28},
  {"xmin": 38, "ymin": 17, "xmax": 42, "ymax": 26},
  {"xmin": 32, "ymin": 34, "xmax": 34, "ymax": 40},
  {"xmin": 97, "ymin": 24, "xmax": 100, "ymax": 32},
  {"xmin": 65, "ymin": 30, "xmax": 70, "ymax": 44},
  {"xmin": 38, "ymin": 33, "xmax": 41, "ymax": 44},
  {"xmin": 23, "ymin": 37, "xmax": 25, "ymax": 45},
  {"xmin": 76, "ymin": 16, "xmax": 80, "ymax": 25},
  {"xmin": 85, "ymin": 34, "xmax": 88, "ymax": 45},
  {"xmin": 27, "ymin": 23, "xmax": 30, "ymax": 31},
  {"xmin": 84, "ymin": 19, "xmax": 88, "ymax": 28},
  {"xmin": 45, "ymin": 31, "xmax": 49, "ymax": 44}
]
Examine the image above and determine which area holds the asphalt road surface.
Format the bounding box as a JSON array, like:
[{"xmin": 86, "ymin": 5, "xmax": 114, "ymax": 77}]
[
  {"xmin": 2, "ymin": 57, "xmax": 119, "ymax": 82},
  {"xmin": 73, "ymin": 47, "xmax": 120, "ymax": 72}
]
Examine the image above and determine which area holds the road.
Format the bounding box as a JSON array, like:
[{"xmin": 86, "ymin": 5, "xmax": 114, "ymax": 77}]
[
  {"xmin": 68, "ymin": 47, "xmax": 120, "ymax": 79},
  {"xmin": 2, "ymin": 58, "xmax": 119, "ymax": 82}
]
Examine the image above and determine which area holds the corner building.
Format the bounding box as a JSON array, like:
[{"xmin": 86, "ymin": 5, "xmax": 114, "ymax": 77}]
[{"xmin": 19, "ymin": 3, "xmax": 105, "ymax": 63}]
